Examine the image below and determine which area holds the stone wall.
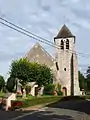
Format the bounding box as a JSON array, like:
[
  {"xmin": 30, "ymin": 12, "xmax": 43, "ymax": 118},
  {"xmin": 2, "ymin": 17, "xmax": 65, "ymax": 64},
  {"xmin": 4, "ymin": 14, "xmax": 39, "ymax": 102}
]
[{"xmin": 54, "ymin": 37, "xmax": 80, "ymax": 96}]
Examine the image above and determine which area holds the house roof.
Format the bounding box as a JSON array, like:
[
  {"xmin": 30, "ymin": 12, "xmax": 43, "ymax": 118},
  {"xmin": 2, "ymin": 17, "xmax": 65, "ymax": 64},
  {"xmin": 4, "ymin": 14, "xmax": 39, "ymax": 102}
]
[
  {"xmin": 25, "ymin": 43, "xmax": 54, "ymax": 67},
  {"xmin": 54, "ymin": 24, "xmax": 74, "ymax": 39}
]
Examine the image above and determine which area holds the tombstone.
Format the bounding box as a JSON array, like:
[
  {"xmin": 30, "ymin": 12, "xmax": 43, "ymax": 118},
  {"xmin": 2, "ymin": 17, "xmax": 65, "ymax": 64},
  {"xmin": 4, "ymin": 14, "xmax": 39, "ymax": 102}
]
[{"xmin": 2, "ymin": 93, "xmax": 16, "ymax": 111}]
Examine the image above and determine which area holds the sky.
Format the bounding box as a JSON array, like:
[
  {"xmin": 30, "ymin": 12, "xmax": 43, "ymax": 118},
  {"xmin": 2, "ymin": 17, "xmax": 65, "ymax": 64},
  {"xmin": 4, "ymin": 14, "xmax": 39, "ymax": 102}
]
[{"xmin": 0, "ymin": 0, "xmax": 90, "ymax": 79}]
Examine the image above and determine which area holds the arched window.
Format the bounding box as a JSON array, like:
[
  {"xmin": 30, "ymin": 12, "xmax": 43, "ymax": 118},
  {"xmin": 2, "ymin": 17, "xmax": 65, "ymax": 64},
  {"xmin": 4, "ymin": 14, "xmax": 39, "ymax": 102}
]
[
  {"xmin": 66, "ymin": 39, "xmax": 69, "ymax": 49},
  {"xmin": 61, "ymin": 40, "xmax": 64, "ymax": 49}
]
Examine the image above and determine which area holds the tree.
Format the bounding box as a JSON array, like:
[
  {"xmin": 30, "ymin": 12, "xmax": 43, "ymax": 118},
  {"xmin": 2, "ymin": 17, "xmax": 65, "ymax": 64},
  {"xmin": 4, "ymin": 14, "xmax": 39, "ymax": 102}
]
[
  {"xmin": 9, "ymin": 58, "xmax": 53, "ymax": 96},
  {"xmin": 0, "ymin": 75, "xmax": 5, "ymax": 92},
  {"xmin": 6, "ymin": 77, "xmax": 16, "ymax": 92},
  {"xmin": 10, "ymin": 58, "xmax": 30, "ymax": 83},
  {"xmin": 9, "ymin": 58, "xmax": 31, "ymax": 96},
  {"xmin": 86, "ymin": 66, "xmax": 90, "ymax": 91},
  {"xmin": 78, "ymin": 71, "xmax": 86, "ymax": 91},
  {"xmin": 36, "ymin": 64, "xmax": 53, "ymax": 87}
]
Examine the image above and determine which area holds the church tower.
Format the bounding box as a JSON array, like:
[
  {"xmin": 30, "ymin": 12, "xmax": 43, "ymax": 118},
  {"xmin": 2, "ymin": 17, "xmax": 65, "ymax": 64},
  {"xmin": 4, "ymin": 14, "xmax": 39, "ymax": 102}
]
[{"xmin": 54, "ymin": 25, "xmax": 80, "ymax": 96}]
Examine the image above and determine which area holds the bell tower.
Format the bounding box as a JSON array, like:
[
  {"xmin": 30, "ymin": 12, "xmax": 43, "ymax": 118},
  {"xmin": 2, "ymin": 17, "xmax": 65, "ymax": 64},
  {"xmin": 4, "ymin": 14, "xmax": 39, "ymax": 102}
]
[{"xmin": 54, "ymin": 24, "xmax": 80, "ymax": 96}]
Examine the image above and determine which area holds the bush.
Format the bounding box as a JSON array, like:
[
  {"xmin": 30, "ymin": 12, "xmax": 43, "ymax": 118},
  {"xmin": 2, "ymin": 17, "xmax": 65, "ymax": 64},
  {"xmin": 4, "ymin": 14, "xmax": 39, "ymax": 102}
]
[
  {"xmin": 57, "ymin": 91, "xmax": 63, "ymax": 95},
  {"xmin": 25, "ymin": 86, "xmax": 31, "ymax": 95},
  {"xmin": 16, "ymin": 92, "xmax": 22, "ymax": 99},
  {"xmin": 44, "ymin": 84, "xmax": 55, "ymax": 95},
  {"xmin": 11, "ymin": 101, "xmax": 23, "ymax": 110},
  {"xmin": 55, "ymin": 84, "xmax": 63, "ymax": 95}
]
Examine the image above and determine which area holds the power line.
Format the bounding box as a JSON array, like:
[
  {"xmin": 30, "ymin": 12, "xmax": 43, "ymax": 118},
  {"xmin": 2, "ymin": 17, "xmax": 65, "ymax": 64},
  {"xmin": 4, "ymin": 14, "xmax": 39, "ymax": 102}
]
[
  {"xmin": 0, "ymin": 16, "xmax": 90, "ymax": 56},
  {"xmin": 0, "ymin": 17, "xmax": 58, "ymax": 48},
  {"xmin": 0, "ymin": 20, "xmax": 88, "ymax": 58},
  {"xmin": 0, "ymin": 21, "xmax": 59, "ymax": 49},
  {"xmin": 0, "ymin": 17, "xmax": 90, "ymax": 58}
]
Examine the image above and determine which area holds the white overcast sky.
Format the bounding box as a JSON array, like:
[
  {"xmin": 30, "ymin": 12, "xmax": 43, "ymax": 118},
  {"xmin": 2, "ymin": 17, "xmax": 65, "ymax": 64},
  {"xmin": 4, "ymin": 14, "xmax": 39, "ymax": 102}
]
[{"xmin": 0, "ymin": 0, "xmax": 90, "ymax": 79}]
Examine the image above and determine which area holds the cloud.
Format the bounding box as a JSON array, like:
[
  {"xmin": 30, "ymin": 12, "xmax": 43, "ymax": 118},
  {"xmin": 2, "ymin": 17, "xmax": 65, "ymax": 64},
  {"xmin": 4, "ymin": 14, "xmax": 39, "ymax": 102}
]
[{"xmin": 0, "ymin": 0, "xmax": 90, "ymax": 76}]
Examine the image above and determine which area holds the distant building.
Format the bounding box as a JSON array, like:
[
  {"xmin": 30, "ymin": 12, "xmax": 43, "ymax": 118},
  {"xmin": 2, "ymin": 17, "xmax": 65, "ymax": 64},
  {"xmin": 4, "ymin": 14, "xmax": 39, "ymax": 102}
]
[{"xmin": 25, "ymin": 24, "xmax": 80, "ymax": 96}]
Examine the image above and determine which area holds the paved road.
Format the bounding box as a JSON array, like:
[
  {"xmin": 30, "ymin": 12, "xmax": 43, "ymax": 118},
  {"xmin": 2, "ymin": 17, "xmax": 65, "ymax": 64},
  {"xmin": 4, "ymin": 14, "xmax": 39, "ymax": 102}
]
[{"xmin": 0, "ymin": 100, "xmax": 90, "ymax": 120}]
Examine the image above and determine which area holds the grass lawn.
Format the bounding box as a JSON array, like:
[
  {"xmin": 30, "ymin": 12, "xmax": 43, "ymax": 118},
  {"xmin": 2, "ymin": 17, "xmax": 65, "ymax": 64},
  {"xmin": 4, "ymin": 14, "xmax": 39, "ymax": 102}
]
[
  {"xmin": 21, "ymin": 95, "xmax": 62, "ymax": 108},
  {"xmin": 0, "ymin": 92, "xmax": 5, "ymax": 98},
  {"xmin": 12, "ymin": 95, "xmax": 90, "ymax": 109}
]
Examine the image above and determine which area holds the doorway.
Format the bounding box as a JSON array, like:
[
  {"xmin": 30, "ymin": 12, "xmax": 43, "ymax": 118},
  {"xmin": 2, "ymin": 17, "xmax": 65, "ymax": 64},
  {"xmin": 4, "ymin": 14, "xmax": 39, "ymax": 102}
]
[{"xmin": 62, "ymin": 87, "xmax": 67, "ymax": 96}]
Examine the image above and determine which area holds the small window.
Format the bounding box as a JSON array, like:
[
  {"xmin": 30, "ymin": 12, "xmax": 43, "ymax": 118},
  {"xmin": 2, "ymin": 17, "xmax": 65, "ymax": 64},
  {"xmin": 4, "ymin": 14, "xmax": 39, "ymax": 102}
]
[
  {"xmin": 56, "ymin": 62, "xmax": 59, "ymax": 70},
  {"xmin": 66, "ymin": 39, "xmax": 69, "ymax": 49},
  {"xmin": 61, "ymin": 40, "xmax": 64, "ymax": 50},
  {"xmin": 64, "ymin": 68, "xmax": 66, "ymax": 71}
]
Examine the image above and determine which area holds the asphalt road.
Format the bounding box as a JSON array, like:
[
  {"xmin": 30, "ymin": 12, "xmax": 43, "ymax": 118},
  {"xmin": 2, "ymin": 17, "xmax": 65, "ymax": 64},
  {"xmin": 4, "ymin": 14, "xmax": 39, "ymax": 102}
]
[{"xmin": 0, "ymin": 100, "xmax": 90, "ymax": 120}]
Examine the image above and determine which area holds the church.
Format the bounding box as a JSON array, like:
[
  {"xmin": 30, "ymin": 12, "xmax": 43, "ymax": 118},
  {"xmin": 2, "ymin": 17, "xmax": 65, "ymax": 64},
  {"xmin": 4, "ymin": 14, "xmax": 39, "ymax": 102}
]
[{"xmin": 25, "ymin": 24, "xmax": 80, "ymax": 96}]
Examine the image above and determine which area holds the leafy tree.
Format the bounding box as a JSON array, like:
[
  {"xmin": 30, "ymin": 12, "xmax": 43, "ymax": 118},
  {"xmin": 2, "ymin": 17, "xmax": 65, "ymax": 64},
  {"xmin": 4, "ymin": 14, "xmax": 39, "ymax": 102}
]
[
  {"xmin": 86, "ymin": 66, "xmax": 90, "ymax": 91},
  {"xmin": 78, "ymin": 71, "xmax": 86, "ymax": 91},
  {"xmin": 36, "ymin": 64, "xmax": 53, "ymax": 87},
  {"xmin": 10, "ymin": 58, "xmax": 30, "ymax": 83},
  {"xmin": 6, "ymin": 77, "xmax": 16, "ymax": 92},
  {"xmin": 9, "ymin": 58, "xmax": 53, "ymax": 96},
  {"xmin": 0, "ymin": 75, "xmax": 5, "ymax": 92},
  {"xmin": 9, "ymin": 58, "xmax": 53, "ymax": 87}
]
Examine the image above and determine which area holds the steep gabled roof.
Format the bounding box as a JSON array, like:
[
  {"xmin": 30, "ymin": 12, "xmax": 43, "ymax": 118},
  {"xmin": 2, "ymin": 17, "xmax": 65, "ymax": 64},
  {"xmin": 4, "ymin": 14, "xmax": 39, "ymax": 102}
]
[
  {"xmin": 54, "ymin": 24, "xmax": 74, "ymax": 39},
  {"xmin": 25, "ymin": 43, "xmax": 54, "ymax": 67}
]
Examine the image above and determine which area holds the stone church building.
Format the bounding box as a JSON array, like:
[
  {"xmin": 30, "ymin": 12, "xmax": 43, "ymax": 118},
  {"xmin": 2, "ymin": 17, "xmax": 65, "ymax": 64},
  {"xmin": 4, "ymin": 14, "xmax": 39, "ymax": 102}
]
[{"xmin": 25, "ymin": 24, "xmax": 80, "ymax": 96}]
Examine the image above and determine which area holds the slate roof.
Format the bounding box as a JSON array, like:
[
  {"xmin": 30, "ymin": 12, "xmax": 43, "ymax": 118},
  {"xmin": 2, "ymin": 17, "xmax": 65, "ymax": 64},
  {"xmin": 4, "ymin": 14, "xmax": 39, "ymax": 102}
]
[
  {"xmin": 25, "ymin": 43, "xmax": 54, "ymax": 67},
  {"xmin": 54, "ymin": 24, "xmax": 74, "ymax": 39}
]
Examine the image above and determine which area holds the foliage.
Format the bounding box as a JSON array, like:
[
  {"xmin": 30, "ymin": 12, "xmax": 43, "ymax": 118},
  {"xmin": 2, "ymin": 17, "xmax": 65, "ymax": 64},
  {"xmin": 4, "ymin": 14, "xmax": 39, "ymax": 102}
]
[
  {"xmin": 86, "ymin": 66, "xmax": 90, "ymax": 91},
  {"xmin": 25, "ymin": 86, "xmax": 31, "ymax": 95},
  {"xmin": 36, "ymin": 64, "xmax": 53, "ymax": 87},
  {"xmin": 16, "ymin": 92, "xmax": 22, "ymax": 99},
  {"xmin": 11, "ymin": 101, "xmax": 23, "ymax": 110},
  {"xmin": 11, "ymin": 101, "xmax": 23, "ymax": 107},
  {"xmin": 9, "ymin": 58, "xmax": 53, "ymax": 89},
  {"xmin": 55, "ymin": 84, "xmax": 63, "ymax": 95},
  {"xmin": 44, "ymin": 84, "xmax": 55, "ymax": 95},
  {"xmin": 6, "ymin": 77, "xmax": 16, "ymax": 92},
  {"xmin": 78, "ymin": 71, "xmax": 87, "ymax": 91},
  {"xmin": 0, "ymin": 75, "xmax": 5, "ymax": 92},
  {"xmin": 10, "ymin": 58, "xmax": 30, "ymax": 86},
  {"xmin": 26, "ymin": 94, "xmax": 33, "ymax": 98},
  {"xmin": 0, "ymin": 92, "xmax": 5, "ymax": 98}
]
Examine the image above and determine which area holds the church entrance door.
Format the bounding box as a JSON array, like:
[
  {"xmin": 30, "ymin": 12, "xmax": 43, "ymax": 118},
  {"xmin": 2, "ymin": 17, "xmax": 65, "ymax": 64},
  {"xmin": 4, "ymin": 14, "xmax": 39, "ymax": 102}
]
[{"xmin": 62, "ymin": 87, "xmax": 67, "ymax": 96}]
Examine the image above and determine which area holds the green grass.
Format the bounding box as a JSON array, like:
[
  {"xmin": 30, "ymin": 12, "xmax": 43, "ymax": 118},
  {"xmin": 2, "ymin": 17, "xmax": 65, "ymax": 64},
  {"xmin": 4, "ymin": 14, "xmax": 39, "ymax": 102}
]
[
  {"xmin": 13, "ymin": 95, "xmax": 90, "ymax": 109},
  {"xmin": 0, "ymin": 92, "xmax": 5, "ymax": 98},
  {"xmin": 21, "ymin": 95, "xmax": 62, "ymax": 108}
]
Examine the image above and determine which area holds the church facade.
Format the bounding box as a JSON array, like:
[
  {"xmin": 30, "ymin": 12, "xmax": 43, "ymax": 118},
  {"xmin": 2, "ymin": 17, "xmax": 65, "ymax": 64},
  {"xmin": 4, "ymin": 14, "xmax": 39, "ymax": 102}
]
[{"xmin": 25, "ymin": 24, "xmax": 80, "ymax": 96}]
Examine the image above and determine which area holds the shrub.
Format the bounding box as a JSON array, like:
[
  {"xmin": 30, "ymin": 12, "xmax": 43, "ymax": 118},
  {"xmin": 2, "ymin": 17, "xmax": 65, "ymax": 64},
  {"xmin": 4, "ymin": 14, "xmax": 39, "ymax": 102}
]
[
  {"xmin": 25, "ymin": 86, "xmax": 31, "ymax": 95},
  {"xmin": 55, "ymin": 84, "xmax": 63, "ymax": 95},
  {"xmin": 11, "ymin": 101, "xmax": 23, "ymax": 110},
  {"xmin": 16, "ymin": 92, "xmax": 22, "ymax": 99},
  {"xmin": 16, "ymin": 94, "xmax": 22, "ymax": 99},
  {"xmin": 44, "ymin": 84, "xmax": 55, "ymax": 95}
]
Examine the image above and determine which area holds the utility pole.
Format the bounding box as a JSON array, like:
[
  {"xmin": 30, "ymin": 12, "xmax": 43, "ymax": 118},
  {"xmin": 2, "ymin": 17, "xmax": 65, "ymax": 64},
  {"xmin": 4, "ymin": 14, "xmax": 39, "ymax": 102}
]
[{"xmin": 71, "ymin": 53, "xmax": 74, "ymax": 96}]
